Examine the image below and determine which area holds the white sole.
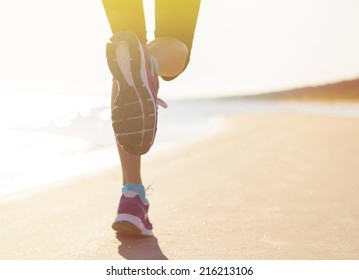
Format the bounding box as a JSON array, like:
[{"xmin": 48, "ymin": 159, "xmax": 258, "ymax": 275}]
[{"xmin": 112, "ymin": 213, "xmax": 153, "ymax": 237}]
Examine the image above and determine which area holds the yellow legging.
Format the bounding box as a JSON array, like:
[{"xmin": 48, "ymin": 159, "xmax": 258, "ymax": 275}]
[{"xmin": 102, "ymin": 0, "xmax": 201, "ymax": 80}]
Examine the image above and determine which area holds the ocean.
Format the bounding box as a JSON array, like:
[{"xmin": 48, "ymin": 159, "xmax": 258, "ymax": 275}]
[{"xmin": 1, "ymin": 93, "xmax": 359, "ymax": 196}]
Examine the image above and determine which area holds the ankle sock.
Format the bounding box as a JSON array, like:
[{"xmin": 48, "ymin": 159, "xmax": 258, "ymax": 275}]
[{"xmin": 122, "ymin": 183, "xmax": 148, "ymax": 204}]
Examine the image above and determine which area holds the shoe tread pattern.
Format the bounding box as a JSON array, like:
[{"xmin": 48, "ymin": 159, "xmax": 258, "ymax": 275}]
[{"xmin": 106, "ymin": 32, "xmax": 156, "ymax": 155}]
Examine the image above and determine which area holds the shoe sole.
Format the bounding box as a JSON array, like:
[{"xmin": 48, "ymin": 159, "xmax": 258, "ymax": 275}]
[
  {"xmin": 106, "ymin": 31, "xmax": 157, "ymax": 155},
  {"xmin": 112, "ymin": 213, "xmax": 153, "ymax": 237}
]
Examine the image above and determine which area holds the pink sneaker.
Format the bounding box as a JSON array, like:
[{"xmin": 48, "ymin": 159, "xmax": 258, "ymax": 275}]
[
  {"xmin": 106, "ymin": 31, "xmax": 167, "ymax": 155},
  {"xmin": 112, "ymin": 191, "xmax": 153, "ymax": 237}
]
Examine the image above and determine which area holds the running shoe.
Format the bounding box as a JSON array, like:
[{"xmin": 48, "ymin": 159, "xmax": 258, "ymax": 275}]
[
  {"xmin": 106, "ymin": 31, "xmax": 167, "ymax": 155},
  {"xmin": 112, "ymin": 190, "xmax": 153, "ymax": 237}
]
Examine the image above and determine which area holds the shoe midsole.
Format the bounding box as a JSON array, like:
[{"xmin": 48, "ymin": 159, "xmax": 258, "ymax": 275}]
[{"xmin": 113, "ymin": 213, "xmax": 153, "ymax": 236}]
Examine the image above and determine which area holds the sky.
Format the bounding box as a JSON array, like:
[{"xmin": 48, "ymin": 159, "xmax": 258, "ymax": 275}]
[{"xmin": 0, "ymin": 0, "xmax": 359, "ymax": 100}]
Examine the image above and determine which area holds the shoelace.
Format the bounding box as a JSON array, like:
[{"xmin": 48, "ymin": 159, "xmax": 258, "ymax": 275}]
[
  {"xmin": 145, "ymin": 181, "xmax": 155, "ymax": 197},
  {"xmin": 157, "ymin": 98, "xmax": 168, "ymax": 109}
]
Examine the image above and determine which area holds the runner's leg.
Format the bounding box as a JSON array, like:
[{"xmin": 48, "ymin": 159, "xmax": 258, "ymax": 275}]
[
  {"xmin": 102, "ymin": 0, "xmax": 146, "ymax": 183},
  {"xmin": 154, "ymin": 0, "xmax": 201, "ymax": 80}
]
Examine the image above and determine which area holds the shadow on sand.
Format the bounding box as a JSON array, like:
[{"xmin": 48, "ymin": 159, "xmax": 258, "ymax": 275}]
[{"xmin": 116, "ymin": 234, "xmax": 168, "ymax": 260}]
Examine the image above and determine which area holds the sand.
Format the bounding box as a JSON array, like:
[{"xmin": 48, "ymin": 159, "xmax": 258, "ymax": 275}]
[{"xmin": 0, "ymin": 112, "xmax": 359, "ymax": 260}]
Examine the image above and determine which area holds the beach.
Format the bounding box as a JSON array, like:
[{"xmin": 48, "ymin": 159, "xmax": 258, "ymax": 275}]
[{"xmin": 1, "ymin": 111, "xmax": 359, "ymax": 260}]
